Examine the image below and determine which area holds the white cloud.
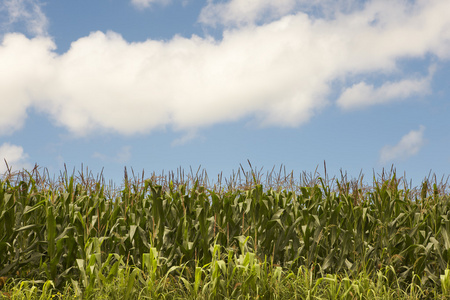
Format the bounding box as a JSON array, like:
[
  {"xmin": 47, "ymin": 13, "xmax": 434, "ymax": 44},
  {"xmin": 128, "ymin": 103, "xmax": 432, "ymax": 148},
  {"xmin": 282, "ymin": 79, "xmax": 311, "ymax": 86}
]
[
  {"xmin": 115, "ymin": 146, "xmax": 132, "ymax": 163},
  {"xmin": 198, "ymin": 0, "xmax": 387, "ymax": 27},
  {"xmin": 337, "ymin": 72, "xmax": 433, "ymax": 110},
  {"xmin": 0, "ymin": 0, "xmax": 449, "ymax": 137},
  {"xmin": 199, "ymin": 0, "xmax": 298, "ymax": 26},
  {"xmin": 0, "ymin": 142, "xmax": 32, "ymax": 174},
  {"xmin": 131, "ymin": 0, "xmax": 171, "ymax": 9},
  {"xmin": 92, "ymin": 152, "xmax": 107, "ymax": 161},
  {"xmin": 0, "ymin": 0, "xmax": 48, "ymax": 36},
  {"xmin": 0, "ymin": 33, "xmax": 55, "ymax": 135},
  {"xmin": 379, "ymin": 126, "xmax": 426, "ymax": 164},
  {"xmin": 171, "ymin": 131, "xmax": 202, "ymax": 146}
]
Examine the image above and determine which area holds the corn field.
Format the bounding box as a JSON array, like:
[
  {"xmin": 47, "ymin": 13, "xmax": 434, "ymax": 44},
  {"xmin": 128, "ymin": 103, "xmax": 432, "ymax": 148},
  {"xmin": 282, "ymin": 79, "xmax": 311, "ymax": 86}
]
[{"xmin": 1, "ymin": 166, "xmax": 450, "ymax": 299}]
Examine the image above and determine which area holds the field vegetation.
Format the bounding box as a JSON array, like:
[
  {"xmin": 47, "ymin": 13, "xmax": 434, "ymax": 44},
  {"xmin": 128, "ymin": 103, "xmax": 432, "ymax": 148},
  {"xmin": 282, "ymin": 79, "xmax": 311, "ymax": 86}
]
[{"xmin": 1, "ymin": 164, "xmax": 450, "ymax": 299}]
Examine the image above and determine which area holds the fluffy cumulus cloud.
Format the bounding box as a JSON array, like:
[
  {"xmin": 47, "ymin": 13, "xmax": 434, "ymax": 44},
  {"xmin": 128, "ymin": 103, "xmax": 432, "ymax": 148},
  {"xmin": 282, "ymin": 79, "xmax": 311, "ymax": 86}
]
[
  {"xmin": 0, "ymin": 33, "xmax": 55, "ymax": 135},
  {"xmin": 0, "ymin": 0, "xmax": 450, "ymax": 137},
  {"xmin": 0, "ymin": 142, "xmax": 31, "ymax": 174},
  {"xmin": 379, "ymin": 126, "xmax": 426, "ymax": 164}
]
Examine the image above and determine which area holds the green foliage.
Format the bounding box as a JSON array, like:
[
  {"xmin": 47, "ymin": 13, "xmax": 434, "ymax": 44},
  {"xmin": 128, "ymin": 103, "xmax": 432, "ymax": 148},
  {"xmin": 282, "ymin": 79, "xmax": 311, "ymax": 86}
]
[{"xmin": 1, "ymin": 168, "xmax": 450, "ymax": 298}]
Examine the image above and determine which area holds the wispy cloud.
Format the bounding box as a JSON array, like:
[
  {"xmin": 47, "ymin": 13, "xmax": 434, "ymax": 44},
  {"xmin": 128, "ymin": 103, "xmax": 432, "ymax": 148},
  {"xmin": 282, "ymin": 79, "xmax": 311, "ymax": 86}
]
[
  {"xmin": 171, "ymin": 131, "xmax": 202, "ymax": 146},
  {"xmin": 0, "ymin": 0, "xmax": 48, "ymax": 36},
  {"xmin": 379, "ymin": 126, "xmax": 426, "ymax": 164},
  {"xmin": 93, "ymin": 146, "xmax": 132, "ymax": 164},
  {"xmin": 198, "ymin": 0, "xmax": 367, "ymax": 27},
  {"xmin": 115, "ymin": 146, "xmax": 132, "ymax": 164},
  {"xmin": 199, "ymin": 0, "xmax": 298, "ymax": 27},
  {"xmin": 0, "ymin": 1, "xmax": 449, "ymax": 137},
  {"xmin": 0, "ymin": 142, "xmax": 32, "ymax": 174},
  {"xmin": 130, "ymin": 0, "xmax": 171, "ymax": 9},
  {"xmin": 337, "ymin": 67, "xmax": 434, "ymax": 110}
]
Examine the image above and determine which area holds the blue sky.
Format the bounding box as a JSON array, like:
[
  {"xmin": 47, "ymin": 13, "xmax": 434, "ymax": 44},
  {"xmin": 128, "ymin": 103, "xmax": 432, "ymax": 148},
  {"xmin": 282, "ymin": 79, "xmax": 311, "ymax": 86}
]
[{"xmin": 0, "ymin": 0, "xmax": 449, "ymax": 187}]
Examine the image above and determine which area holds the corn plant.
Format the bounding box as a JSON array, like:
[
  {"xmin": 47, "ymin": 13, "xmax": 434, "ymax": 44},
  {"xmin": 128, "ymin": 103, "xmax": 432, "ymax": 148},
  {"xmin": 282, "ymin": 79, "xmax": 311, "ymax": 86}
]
[{"xmin": 1, "ymin": 167, "xmax": 450, "ymax": 298}]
